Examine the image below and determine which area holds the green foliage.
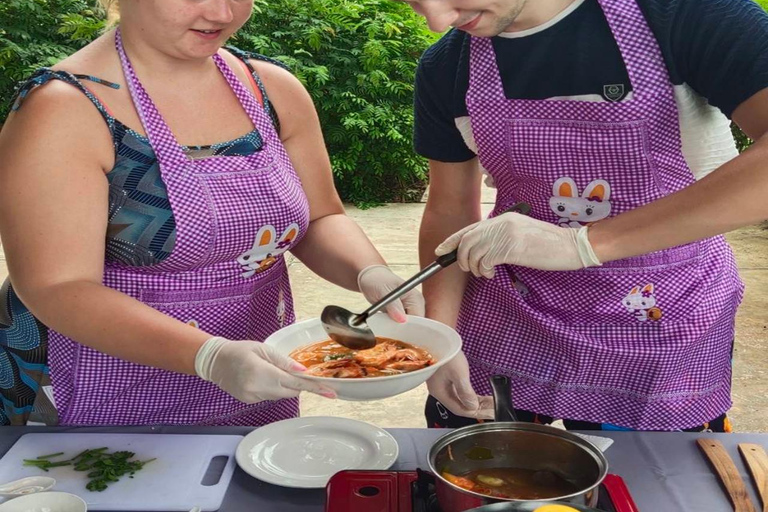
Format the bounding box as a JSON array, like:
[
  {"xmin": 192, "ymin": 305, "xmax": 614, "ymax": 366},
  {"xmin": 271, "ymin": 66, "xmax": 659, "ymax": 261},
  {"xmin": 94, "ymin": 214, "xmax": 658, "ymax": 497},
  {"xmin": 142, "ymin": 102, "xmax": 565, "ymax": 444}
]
[
  {"xmin": 0, "ymin": 0, "xmax": 435, "ymax": 206},
  {"xmin": 234, "ymin": 0, "xmax": 437, "ymax": 206},
  {"xmin": 733, "ymin": 0, "xmax": 768, "ymax": 150},
  {"xmin": 0, "ymin": 0, "xmax": 106, "ymax": 120},
  {"xmin": 2, "ymin": 0, "xmax": 766, "ymax": 204}
]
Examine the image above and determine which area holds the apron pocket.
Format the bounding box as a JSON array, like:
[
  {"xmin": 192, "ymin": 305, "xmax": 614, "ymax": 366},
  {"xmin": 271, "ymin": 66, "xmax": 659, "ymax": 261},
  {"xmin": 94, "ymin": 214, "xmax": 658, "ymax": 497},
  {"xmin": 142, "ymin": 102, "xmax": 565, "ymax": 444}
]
[
  {"xmin": 509, "ymin": 243, "xmax": 705, "ymax": 326},
  {"xmin": 192, "ymin": 160, "xmax": 309, "ymax": 269},
  {"xmin": 140, "ymin": 263, "xmax": 292, "ymax": 342},
  {"xmin": 501, "ymin": 118, "xmax": 687, "ymax": 226}
]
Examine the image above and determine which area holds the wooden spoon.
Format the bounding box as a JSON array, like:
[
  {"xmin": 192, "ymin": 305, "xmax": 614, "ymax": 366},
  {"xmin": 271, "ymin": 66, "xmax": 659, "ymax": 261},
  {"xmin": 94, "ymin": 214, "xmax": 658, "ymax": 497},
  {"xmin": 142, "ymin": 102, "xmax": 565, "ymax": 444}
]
[
  {"xmin": 697, "ymin": 438, "xmax": 756, "ymax": 512},
  {"xmin": 740, "ymin": 443, "xmax": 768, "ymax": 512}
]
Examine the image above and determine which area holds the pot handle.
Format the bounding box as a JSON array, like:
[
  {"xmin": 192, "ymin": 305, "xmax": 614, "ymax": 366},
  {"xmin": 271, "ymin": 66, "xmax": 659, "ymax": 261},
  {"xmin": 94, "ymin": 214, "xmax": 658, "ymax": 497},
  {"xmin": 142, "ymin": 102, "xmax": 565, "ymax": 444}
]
[{"xmin": 490, "ymin": 375, "xmax": 518, "ymax": 422}]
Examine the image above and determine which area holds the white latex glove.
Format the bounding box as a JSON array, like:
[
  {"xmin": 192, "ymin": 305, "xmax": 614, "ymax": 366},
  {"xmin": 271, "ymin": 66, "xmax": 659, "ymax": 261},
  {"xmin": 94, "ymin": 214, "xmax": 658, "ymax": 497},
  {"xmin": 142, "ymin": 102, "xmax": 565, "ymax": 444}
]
[
  {"xmin": 195, "ymin": 337, "xmax": 336, "ymax": 403},
  {"xmin": 357, "ymin": 265, "xmax": 426, "ymax": 323},
  {"xmin": 435, "ymin": 213, "xmax": 602, "ymax": 277},
  {"xmin": 427, "ymin": 351, "xmax": 494, "ymax": 419}
]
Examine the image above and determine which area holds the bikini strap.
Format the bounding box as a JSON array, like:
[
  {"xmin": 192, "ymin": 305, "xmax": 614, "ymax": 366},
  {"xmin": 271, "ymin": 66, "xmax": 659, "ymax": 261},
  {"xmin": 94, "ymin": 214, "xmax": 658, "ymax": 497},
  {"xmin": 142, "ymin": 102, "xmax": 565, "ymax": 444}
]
[{"xmin": 11, "ymin": 68, "xmax": 121, "ymax": 152}]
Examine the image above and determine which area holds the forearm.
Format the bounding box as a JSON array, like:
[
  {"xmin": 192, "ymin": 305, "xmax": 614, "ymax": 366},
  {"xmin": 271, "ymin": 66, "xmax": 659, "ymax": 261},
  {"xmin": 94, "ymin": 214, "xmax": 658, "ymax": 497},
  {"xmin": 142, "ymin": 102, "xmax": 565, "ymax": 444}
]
[
  {"xmin": 19, "ymin": 281, "xmax": 209, "ymax": 374},
  {"xmin": 419, "ymin": 205, "xmax": 480, "ymax": 328},
  {"xmin": 590, "ymin": 133, "xmax": 768, "ymax": 262},
  {"xmin": 290, "ymin": 213, "xmax": 386, "ymax": 291}
]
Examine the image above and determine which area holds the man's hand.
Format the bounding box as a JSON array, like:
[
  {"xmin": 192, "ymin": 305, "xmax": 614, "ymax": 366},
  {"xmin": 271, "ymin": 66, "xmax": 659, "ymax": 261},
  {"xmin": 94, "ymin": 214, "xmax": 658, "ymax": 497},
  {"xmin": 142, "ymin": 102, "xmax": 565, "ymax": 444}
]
[
  {"xmin": 436, "ymin": 213, "xmax": 601, "ymax": 277},
  {"xmin": 427, "ymin": 352, "xmax": 494, "ymax": 419}
]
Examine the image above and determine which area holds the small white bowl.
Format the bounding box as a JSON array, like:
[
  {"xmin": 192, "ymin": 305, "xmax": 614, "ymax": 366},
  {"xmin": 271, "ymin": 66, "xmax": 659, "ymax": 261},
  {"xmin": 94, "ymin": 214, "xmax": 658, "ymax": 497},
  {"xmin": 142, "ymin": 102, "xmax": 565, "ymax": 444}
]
[
  {"xmin": 0, "ymin": 476, "xmax": 56, "ymax": 498},
  {"xmin": 264, "ymin": 313, "xmax": 462, "ymax": 401},
  {"xmin": 0, "ymin": 492, "xmax": 87, "ymax": 512}
]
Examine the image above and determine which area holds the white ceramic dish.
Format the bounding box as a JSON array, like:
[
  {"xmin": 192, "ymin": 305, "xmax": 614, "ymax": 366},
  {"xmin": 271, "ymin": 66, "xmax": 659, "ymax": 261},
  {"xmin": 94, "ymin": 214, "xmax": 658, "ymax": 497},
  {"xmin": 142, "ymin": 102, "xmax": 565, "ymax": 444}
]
[
  {"xmin": 0, "ymin": 477, "xmax": 56, "ymax": 498},
  {"xmin": 264, "ymin": 313, "xmax": 462, "ymax": 401},
  {"xmin": 0, "ymin": 492, "xmax": 87, "ymax": 512},
  {"xmin": 235, "ymin": 416, "xmax": 399, "ymax": 489}
]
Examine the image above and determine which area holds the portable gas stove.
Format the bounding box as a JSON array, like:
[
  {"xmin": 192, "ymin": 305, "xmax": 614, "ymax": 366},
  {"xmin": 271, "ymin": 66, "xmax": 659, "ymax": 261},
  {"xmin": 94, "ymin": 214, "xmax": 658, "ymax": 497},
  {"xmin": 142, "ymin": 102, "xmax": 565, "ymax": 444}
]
[{"xmin": 325, "ymin": 469, "xmax": 639, "ymax": 512}]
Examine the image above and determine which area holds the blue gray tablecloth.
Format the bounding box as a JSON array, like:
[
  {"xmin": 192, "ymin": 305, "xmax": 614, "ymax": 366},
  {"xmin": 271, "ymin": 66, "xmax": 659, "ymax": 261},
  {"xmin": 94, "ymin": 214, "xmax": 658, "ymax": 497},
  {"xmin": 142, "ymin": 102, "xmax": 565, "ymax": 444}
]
[{"xmin": 0, "ymin": 426, "xmax": 764, "ymax": 511}]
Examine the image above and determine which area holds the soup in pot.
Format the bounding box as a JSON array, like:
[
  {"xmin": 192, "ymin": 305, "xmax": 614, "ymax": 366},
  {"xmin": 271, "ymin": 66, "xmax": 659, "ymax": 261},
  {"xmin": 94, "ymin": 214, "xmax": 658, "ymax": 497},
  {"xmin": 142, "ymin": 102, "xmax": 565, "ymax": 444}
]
[{"xmin": 442, "ymin": 468, "xmax": 579, "ymax": 500}]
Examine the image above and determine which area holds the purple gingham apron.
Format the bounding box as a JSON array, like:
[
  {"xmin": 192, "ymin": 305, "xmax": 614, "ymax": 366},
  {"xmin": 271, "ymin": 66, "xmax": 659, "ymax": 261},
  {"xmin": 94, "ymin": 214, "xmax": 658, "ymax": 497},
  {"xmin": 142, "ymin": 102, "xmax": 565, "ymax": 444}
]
[
  {"xmin": 47, "ymin": 30, "xmax": 309, "ymax": 426},
  {"xmin": 461, "ymin": 0, "xmax": 744, "ymax": 430}
]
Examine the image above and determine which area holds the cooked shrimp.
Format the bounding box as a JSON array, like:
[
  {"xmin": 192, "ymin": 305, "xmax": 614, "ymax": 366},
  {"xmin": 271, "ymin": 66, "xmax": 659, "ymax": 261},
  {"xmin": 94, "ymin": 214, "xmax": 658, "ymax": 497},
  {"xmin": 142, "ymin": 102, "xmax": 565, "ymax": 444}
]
[
  {"xmin": 382, "ymin": 360, "xmax": 431, "ymax": 372},
  {"xmin": 290, "ymin": 337, "xmax": 436, "ymax": 378},
  {"xmin": 354, "ymin": 341, "xmax": 398, "ymax": 366},
  {"xmin": 305, "ymin": 360, "xmax": 367, "ymax": 378}
]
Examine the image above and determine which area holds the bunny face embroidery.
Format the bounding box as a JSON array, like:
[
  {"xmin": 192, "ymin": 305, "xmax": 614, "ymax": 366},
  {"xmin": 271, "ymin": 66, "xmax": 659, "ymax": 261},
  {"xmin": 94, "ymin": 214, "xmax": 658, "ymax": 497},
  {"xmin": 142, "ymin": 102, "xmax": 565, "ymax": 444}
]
[
  {"xmin": 622, "ymin": 284, "xmax": 663, "ymax": 322},
  {"xmin": 550, "ymin": 178, "xmax": 613, "ymax": 228},
  {"xmin": 237, "ymin": 223, "xmax": 300, "ymax": 278}
]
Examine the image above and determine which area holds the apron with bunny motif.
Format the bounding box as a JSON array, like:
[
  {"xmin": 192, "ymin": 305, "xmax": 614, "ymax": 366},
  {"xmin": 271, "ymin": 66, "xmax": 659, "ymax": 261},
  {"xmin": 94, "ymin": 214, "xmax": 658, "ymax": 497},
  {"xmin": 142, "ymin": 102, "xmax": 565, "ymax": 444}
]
[
  {"xmin": 460, "ymin": 0, "xmax": 744, "ymax": 429},
  {"xmin": 47, "ymin": 29, "xmax": 309, "ymax": 425}
]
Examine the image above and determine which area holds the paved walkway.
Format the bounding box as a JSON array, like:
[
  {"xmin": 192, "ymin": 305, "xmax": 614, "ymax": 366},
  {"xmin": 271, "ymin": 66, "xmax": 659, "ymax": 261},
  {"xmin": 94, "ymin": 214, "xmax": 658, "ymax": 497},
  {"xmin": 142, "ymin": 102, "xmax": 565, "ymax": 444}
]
[{"xmin": 1, "ymin": 186, "xmax": 767, "ymax": 430}]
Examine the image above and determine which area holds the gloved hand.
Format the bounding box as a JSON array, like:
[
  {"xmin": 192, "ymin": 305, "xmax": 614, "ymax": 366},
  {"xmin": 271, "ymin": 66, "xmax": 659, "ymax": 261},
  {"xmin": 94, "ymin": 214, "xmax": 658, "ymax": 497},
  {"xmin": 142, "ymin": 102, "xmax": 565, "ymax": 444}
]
[
  {"xmin": 436, "ymin": 213, "xmax": 602, "ymax": 277},
  {"xmin": 195, "ymin": 337, "xmax": 336, "ymax": 403},
  {"xmin": 427, "ymin": 352, "xmax": 494, "ymax": 419},
  {"xmin": 357, "ymin": 265, "xmax": 426, "ymax": 323}
]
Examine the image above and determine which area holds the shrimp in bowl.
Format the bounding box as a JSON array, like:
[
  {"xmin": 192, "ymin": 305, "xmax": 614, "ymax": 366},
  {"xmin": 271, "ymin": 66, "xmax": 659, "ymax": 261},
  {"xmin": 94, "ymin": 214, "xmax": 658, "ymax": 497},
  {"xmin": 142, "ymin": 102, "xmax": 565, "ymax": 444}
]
[
  {"xmin": 289, "ymin": 338, "xmax": 436, "ymax": 378},
  {"xmin": 263, "ymin": 314, "xmax": 461, "ymax": 400}
]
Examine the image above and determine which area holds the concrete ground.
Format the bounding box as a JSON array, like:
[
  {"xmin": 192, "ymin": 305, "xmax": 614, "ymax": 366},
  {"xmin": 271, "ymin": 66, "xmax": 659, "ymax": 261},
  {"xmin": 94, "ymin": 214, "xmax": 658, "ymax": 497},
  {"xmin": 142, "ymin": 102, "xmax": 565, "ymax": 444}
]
[{"xmin": 1, "ymin": 185, "xmax": 766, "ymax": 431}]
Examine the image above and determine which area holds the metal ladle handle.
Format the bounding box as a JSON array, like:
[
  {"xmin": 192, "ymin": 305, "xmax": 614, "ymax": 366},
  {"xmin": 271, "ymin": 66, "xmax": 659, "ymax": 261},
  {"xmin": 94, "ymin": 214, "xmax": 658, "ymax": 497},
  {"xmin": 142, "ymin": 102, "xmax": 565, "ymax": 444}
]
[
  {"xmin": 354, "ymin": 201, "xmax": 531, "ymax": 325},
  {"xmin": 355, "ymin": 250, "xmax": 457, "ymax": 324}
]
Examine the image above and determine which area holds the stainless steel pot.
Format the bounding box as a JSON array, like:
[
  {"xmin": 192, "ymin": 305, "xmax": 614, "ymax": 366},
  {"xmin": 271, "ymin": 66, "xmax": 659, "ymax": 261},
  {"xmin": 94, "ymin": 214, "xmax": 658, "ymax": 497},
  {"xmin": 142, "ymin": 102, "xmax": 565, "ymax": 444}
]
[{"xmin": 427, "ymin": 376, "xmax": 609, "ymax": 512}]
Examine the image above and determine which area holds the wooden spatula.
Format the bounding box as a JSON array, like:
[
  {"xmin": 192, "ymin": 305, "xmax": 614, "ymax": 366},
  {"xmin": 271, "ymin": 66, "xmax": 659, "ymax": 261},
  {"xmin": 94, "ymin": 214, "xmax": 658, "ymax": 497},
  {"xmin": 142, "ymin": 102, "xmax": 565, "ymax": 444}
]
[
  {"xmin": 740, "ymin": 443, "xmax": 768, "ymax": 512},
  {"xmin": 697, "ymin": 438, "xmax": 756, "ymax": 512}
]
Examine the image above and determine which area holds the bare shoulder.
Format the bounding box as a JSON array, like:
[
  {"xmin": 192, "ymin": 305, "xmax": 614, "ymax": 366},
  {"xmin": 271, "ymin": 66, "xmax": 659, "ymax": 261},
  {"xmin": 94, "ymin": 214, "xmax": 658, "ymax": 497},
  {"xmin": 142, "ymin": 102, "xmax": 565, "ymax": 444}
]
[
  {"xmin": 53, "ymin": 31, "xmax": 124, "ymax": 84},
  {"xmin": 0, "ymin": 76, "xmax": 114, "ymax": 173},
  {"xmin": 248, "ymin": 58, "xmax": 318, "ymax": 139}
]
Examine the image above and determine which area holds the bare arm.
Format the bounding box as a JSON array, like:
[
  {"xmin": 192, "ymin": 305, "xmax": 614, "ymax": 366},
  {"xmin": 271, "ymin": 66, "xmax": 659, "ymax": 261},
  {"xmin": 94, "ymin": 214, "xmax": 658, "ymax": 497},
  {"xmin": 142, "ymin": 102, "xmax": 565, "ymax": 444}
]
[
  {"xmin": 252, "ymin": 60, "xmax": 386, "ymax": 291},
  {"xmin": 0, "ymin": 83, "xmax": 208, "ymax": 375},
  {"xmin": 419, "ymin": 159, "xmax": 483, "ymax": 327},
  {"xmin": 589, "ymin": 87, "xmax": 768, "ymax": 262}
]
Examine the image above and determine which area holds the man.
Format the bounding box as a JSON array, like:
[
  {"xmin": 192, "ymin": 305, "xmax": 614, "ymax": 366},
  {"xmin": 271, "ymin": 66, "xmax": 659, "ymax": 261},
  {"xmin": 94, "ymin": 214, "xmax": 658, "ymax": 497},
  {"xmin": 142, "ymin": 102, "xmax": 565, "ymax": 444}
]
[{"xmin": 407, "ymin": 0, "xmax": 768, "ymax": 431}]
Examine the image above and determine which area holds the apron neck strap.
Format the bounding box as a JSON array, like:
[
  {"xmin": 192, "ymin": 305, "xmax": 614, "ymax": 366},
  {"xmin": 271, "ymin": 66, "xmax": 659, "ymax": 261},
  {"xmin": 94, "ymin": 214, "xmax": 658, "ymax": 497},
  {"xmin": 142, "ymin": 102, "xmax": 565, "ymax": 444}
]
[
  {"xmin": 115, "ymin": 28, "xmax": 187, "ymax": 167},
  {"xmin": 115, "ymin": 28, "xmax": 278, "ymax": 167},
  {"xmin": 211, "ymin": 53, "xmax": 278, "ymax": 147},
  {"xmin": 469, "ymin": 0, "xmax": 671, "ymax": 103}
]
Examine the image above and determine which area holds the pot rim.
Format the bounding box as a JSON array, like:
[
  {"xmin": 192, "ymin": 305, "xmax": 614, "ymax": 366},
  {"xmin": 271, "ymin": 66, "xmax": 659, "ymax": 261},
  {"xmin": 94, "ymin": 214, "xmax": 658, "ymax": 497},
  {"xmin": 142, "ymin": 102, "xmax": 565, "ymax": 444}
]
[{"xmin": 427, "ymin": 421, "xmax": 609, "ymax": 503}]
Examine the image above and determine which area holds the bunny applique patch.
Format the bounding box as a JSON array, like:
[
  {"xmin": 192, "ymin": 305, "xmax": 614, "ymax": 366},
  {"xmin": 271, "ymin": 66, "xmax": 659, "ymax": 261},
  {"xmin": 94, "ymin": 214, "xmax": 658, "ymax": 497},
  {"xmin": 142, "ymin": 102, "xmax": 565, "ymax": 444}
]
[
  {"xmin": 550, "ymin": 177, "xmax": 612, "ymax": 228},
  {"xmin": 237, "ymin": 223, "xmax": 300, "ymax": 278},
  {"xmin": 622, "ymin": 284, "xmax": 663, "ymax": 322}
]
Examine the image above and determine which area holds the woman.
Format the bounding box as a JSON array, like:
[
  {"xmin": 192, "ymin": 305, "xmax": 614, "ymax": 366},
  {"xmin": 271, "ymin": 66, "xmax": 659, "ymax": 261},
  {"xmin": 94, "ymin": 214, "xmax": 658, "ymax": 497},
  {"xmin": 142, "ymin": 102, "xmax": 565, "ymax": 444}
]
[{"xmin": 0, "ymin": 0, "xmax": 423, "ymax": 426}]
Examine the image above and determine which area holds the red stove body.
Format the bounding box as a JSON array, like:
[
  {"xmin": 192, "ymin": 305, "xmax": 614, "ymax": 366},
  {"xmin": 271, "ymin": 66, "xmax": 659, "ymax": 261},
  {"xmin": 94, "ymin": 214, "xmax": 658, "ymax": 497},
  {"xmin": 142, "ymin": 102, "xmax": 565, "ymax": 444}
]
[{"xmin": 325, "ymin": 470, "xmax": 639, "ymax": 512}]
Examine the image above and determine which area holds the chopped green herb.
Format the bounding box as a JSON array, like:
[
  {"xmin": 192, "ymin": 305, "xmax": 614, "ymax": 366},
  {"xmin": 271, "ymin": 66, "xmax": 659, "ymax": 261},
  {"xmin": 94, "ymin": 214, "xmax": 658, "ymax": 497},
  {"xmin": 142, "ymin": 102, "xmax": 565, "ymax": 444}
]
[
  {"xmin": 324, "ymin": 353, "xmax": 353, "ymax": 362},
  {"xmin": 25, "ymin": 448, "xmax": 155, "ymax": 492},
  {"xmin": 36, "ymin": 452, "xmax": 64, "ymax": 459}
]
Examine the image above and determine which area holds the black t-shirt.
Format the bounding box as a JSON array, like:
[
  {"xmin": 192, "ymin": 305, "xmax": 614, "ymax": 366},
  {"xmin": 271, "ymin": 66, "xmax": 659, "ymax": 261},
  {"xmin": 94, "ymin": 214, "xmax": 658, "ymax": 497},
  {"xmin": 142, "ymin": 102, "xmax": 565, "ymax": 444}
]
[{"xmin": 414, "ymin": 0, "xmax": 768, "ymax": 162}]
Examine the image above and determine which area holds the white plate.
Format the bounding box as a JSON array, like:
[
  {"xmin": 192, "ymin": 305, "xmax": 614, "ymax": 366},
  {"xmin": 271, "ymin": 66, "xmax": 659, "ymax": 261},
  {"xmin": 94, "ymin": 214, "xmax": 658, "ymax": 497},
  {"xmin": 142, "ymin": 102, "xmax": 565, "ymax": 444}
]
[{"xmin": 235, "ymin": 417, "xmax": 399, "ymax": 489}]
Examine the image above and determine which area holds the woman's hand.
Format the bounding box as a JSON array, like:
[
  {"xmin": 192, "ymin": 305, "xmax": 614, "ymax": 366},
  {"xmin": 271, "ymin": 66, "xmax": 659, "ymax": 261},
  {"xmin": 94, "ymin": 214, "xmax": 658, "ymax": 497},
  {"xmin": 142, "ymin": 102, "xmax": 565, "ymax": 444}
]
[
  {"xmin": 427, "ymin": 352, "xmax": 494, "ymax": 419},
  {"xmin": 357, "ymin": 265, "xmax": 426, "ymax": 322},
  {"xmin": 436, "ymin": 213, "xmax": 601, "ymax": 277},
  {"xmin": 195, "ymin": 337, "xmax": 337, "ymax": 403}
]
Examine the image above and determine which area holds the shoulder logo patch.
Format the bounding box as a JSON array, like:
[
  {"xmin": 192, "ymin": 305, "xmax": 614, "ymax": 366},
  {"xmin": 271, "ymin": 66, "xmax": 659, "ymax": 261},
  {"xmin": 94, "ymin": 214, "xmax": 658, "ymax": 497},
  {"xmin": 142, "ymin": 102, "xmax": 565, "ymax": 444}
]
[{"xmin": 603, "ymin": 84, "xmax": 626, "ymax": 102}]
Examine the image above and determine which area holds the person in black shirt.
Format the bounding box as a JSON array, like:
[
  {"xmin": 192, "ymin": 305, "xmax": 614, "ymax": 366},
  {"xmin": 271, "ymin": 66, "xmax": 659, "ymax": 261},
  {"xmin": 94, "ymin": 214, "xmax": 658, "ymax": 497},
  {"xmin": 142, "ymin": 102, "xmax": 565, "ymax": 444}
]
[{"xmin": 403, "ymin": 0, "xmax": 768, "ymax": 431}]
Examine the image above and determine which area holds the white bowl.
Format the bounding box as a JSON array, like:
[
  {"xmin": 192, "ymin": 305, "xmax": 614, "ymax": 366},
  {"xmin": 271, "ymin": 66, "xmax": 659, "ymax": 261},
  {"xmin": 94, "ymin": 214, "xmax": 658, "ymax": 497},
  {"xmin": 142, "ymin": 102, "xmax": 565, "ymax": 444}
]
[
  {"xmin": 0, "ymin": 492, "xmax": 87, "ymax": 512},
  {"xmin": 264, "ymin": 313, "xmax": 461, "ymax": 400}
]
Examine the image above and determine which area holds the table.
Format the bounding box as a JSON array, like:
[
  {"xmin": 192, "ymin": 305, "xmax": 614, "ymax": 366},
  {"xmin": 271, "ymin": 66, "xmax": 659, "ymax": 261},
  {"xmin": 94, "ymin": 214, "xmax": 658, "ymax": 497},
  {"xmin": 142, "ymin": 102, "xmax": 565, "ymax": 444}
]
[{"xmin": 0, "ymin": 426, "xmax": 764, "ymax": 511}]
